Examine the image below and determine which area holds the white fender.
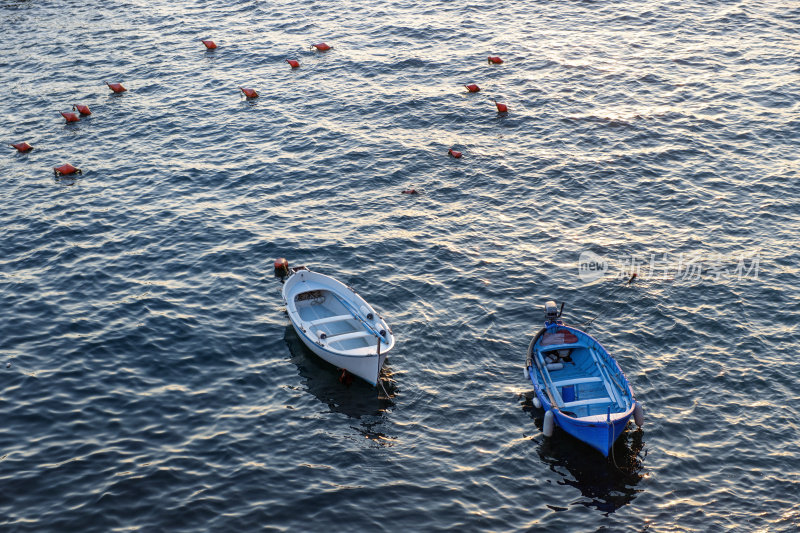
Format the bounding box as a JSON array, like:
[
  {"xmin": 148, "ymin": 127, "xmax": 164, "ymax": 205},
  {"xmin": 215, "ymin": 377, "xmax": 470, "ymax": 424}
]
[
  {"xmin": 524, "ymin": 367, "xmax": 529, "ymax": 380},
  {"xmin": 533, "ymin": 396, "xmax": 542, "ymax": 409},
  {"xmin": 634, "ymin": 401, "xmax": 644, "ymax": 427},
  {"xmin": 546, "ymin": 362, "xmax": 564, "ymax": 371},
  {"xmin": 543, "ymin": 410, "xmax": 554, "ymax": 437},
  {"xmin": 316, "ymin": 330, "xmax": 326, "ymax": 343}
]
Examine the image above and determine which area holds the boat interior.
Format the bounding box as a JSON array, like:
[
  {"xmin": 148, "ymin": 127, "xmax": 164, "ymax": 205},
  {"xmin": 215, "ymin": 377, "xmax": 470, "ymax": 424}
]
[
  {"xmin": 294, "ymin": 290, "xmax": 377, "ymax": 351},
  {"xmin": 535, "ymin": 336, "xmax": 631, "ymax": 420}
]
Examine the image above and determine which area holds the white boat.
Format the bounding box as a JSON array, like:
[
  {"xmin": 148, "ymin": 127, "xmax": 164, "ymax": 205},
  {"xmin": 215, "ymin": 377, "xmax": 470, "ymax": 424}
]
[{"xmin": 280, "ymin": 266, "xmax": 395, "ymax": 386}]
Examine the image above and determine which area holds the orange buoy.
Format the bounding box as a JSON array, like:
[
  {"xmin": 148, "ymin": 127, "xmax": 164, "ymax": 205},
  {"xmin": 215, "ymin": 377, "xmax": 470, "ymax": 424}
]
[
  {"xmin": 73, "ymin": 104, "xmax": 92, "ymax": 116},
  {"xmin": 488, "ymin": 56, "xmax": 504, "ymax": 64},
  {"xmin": 465, "ymin": 84, "xmax": 480, "ymax": 93},
  {"xmin": 401, "ymin": 189, "xmax": 418, "ymax": 195},
  {"xmin": 312, "ymin": 42, "xmax": 331, "ymax": 51},
  {"xmin": 11, "ymin": 142, "xmax": 33, "ymax": 153},
  {"xmin": 61, "ymin": 111, "xmax": 80, "ymax": 123},
  {"xmin": 106, "ymin": 82, "xmax": 127, "ymax": 93},
  {"xmin": 274, "ymin": 257, "xmax": 290, "ymax": 280},
  {"xmin": 201, "ymin": 40, "xmax": 217, "ymax": 49},
  {"xmin": 448, "ymin": 148, "xmax": 462, "ymax": 159},
  {"xmin": 495, "ymin": 102, "xmax": 508, "ymax": 113},
  {"xmin": 338, "ymin": 368, "xmax": 354, "ymax": 386},
  {"xmin": 286, "ymin": 59, "xmax": 300, "ymax": 68},
  {"xmin": 239, "ymin": 87, "xmax": 259, "ymax": 98},
  {"xmin": 54, "ymin": 163, "xmax": 82, "ymax": 176}
]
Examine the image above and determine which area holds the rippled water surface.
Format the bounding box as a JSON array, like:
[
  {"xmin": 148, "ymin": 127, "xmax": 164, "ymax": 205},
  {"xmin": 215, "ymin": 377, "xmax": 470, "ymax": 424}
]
[{"xmin": 2, "ymin": 0, "xmax": 799, "ymax": 531}]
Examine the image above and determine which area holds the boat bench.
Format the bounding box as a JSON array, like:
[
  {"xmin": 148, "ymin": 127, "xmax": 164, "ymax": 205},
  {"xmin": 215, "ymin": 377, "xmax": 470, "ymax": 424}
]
[
  {"xmin": 552, "ymin": 376, "xmax": 602, "ymax": 388},
  {"xmin": 562, "ymin": 396, "xmax": 612, "ymax": 408},
  {"xmin": 553, "ymin": 377, "xmax": 609, "ymax": 409},
  {"xmin": 541, "ymin": 343, "xmax": 584, "ymax": 353},
  {"xmin": 308, "ymin": 314, "xmax": 353, "ymax": 327},
  {"xmin": 326, "ymin": 331, "xmax": 373, "ymax": 343}
]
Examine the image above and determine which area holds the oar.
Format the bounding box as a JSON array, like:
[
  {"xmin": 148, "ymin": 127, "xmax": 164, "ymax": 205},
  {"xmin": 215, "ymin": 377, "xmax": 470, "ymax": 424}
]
[
  {"xmin": 331, "ymin": 292, "xmax": 383, "ymax": 340},
  {"xmin": 591, "ymin": 347, "xmax": 628, "ymax": 399},
  {"xmin": 527, "ymin": 334, "xmax": 560, "ymax": 410},
  {"xmin": 534, "ymin": 356, "xmax": 560, "ymax": 409}
]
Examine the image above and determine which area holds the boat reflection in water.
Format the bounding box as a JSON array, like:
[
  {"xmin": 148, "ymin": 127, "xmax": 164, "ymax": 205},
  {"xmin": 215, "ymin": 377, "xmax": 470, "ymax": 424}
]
[
  {"xmin": 521, "ymin": 391, "xmax": 646, "ymax": 514},
  {"xmin": 283, "ymin": 325, "xmax": 397, "ymax": 446}
]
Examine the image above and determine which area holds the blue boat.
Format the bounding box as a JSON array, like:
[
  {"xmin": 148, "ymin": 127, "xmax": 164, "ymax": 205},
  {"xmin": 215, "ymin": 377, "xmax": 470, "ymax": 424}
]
[{"xmin": 525, "ymin": 301, "xmax": 643, "ymax": 456}]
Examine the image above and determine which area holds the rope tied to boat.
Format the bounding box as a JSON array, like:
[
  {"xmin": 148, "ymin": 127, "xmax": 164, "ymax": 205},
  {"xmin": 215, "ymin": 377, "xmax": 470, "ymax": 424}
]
[
  {"xmin": 296, "ymin": 290, "xmax": 325, "ymax": 305},
  {"xmin": 581, "ymin": 273, "xmax": 637, "ymax": 330}
]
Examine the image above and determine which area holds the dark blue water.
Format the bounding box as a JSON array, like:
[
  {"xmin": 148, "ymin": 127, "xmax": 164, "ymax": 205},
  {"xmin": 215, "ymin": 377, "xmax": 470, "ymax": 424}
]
[{"xmin": 3, "ymin": 0, "xmax": 799, "ymax": 530}]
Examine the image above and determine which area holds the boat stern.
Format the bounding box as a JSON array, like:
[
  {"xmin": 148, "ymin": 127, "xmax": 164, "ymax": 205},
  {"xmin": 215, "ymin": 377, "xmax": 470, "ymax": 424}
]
[{"xmin": 553, "ymin": 410, "xmax": 633, "ymax": 457}]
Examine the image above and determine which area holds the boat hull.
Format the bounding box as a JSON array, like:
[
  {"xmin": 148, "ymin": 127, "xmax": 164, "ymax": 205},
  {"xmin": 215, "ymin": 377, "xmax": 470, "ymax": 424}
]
[
  {"xmin": 552, "ymin": 399, "xmax": 633, "ymax": 456},
  {"xmin": 289, "ymin": 319, "xmax": 388, "ymax": 386},
  {"xmin": 282, "ymin": 269, "xmax": 394, "ymax": 386},
  {"xmin": 526, "ymin": 323, "xmax": 637, "ymax": 456}
]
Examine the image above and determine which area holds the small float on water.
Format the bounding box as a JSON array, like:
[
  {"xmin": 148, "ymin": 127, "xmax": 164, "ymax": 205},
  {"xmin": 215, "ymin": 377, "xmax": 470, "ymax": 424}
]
[
  {"xmin": 525, "ymin": 301, "xmax": 643, "ymax": 456},
  {"xmin": 276, "ymin": 259, "xmax": 395, "ymax": 387}
]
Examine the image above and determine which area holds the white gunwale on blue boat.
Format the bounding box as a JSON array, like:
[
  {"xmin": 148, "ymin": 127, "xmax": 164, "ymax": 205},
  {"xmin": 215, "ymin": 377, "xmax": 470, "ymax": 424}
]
[
  {"xmin": 525, "ymin": 301, "xmax": 640, "ymax": 456},
  {"xmin": 282, "ymin": 268, "xmax": 395, "ymax": 386}
]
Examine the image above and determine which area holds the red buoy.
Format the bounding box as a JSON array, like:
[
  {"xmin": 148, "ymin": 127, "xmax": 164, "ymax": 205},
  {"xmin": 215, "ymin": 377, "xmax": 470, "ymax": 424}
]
[
  {"xmin": 448, "ymin": 148, "xmax": 462, "ymax": 159},
  {"xmin": 11, "ymin": 142, "xmax": 33, "ymax": 153},
  {"xmin": 201, "ymin": 40, "xmax": 217, "ymax": 49},
  {"xmin": 73, "ymin": 104, "xmax": 92, "ymax": 116},
  {"xmin": 465, "ymin": 84, "xmax": 480, "ymax": 93},
  {"xmin": 61, "ymin": 111, "xmax": 80, "ymax": 123},
  {"xmin": 338, "ymin": 368, "xmax": 354, "ymax": 387},
  {"xmin": 488, "ymin": 56, "xmax": 504, "ymax": 64},
  {"xmin": 312, "ymin": 42, "xmax": 331, "ymax": 51},
  {"xmin": 274, "ymin": 258, "xmax": 289, "ymax": 280},
  {"xmin": 54, "ymin": 163, "xmax": 82, "ymax": 176},
  {"xmin": 239, "ymin": 87, "xmax": 259, "ymax": 98},
  {"xmin": 402, "ymin": 189, "xmax": 418, "ymax": 195},
  {"xmin": 495, "ymin": 102, "xmax": 508, "ymax": 113},
  {"xmin": 106, "ymin": 82, "xmax": 127, "ymax": 93},
  {"xmin": 286, "ymin": 59, "xmax": 300, "ymax": 68}
]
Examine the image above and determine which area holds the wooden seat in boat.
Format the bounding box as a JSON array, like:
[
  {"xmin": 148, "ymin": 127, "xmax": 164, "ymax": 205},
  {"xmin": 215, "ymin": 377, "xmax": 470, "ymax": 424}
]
[{"xmin": 307, "ymin": 314, "xmax": 353, "ymax": 327}]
